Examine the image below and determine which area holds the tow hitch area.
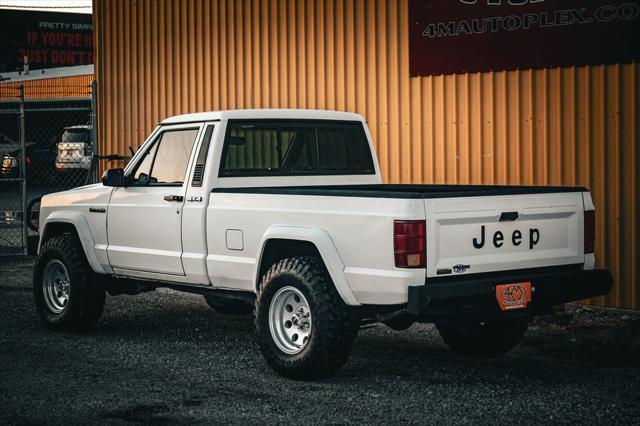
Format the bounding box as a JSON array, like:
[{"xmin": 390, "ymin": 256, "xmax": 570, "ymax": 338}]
[{"xmin": 407, "ymin": 267, "xmax": 612, "ymax": 317}]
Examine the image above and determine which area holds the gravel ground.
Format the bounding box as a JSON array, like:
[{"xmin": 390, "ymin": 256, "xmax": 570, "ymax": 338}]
[{"xmin": 1, "ymin": 257, "xmax": 639, "ymax": 425}]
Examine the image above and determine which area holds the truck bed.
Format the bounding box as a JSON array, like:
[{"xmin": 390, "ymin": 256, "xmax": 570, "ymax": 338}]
[
  {"xmin": 212, "ymin": 184, "xmax": 587, "ymax": 199},
  {"xmin": 210, "ymin": 183, "xmax": 589, "ymax": 292}
]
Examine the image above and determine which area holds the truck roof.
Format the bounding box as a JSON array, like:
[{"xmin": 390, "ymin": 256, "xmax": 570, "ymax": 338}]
[
  {"xmin": 159, "ymin": 109, "xmax": 365, "ymax": 125},
  {"xmin": 64, "ymin": 125, "xmax": 91, "ymax": 130}
]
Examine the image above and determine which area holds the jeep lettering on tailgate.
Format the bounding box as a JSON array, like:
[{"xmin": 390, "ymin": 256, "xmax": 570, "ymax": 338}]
[{"xmin": 472, "ymin": 225, "xmax": 540, "ymax": 249}]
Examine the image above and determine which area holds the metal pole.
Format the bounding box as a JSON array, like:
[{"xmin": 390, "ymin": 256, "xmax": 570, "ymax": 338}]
[
  {"xmin": 90, "ymin": 80, "xmax": 99, "ymax": 183},
  {"xmin": 18, "ymin": 85, "xmax": 27, "ymax": 256}
]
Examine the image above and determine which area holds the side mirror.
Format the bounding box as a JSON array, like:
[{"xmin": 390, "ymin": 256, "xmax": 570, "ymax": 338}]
[{"xmin": 102, "ymin": 168, "xmax": 125, "ymax": 187}]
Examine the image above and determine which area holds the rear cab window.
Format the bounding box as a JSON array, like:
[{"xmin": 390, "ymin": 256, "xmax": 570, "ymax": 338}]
[{"xmin": 219, "ymin": 120, "xmax": 375, "ymax": 177}]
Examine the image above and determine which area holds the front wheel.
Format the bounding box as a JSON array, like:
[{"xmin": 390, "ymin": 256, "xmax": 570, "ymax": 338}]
[
  {"xmin": 436, "ymin": 318, "xmax": 528, "ymax": 357},
  {"xmin": 255, "ymin": 257, "xmax": 359, "ymax": 380},
  {"xmin": 33, "ymin": 234, "xmax": 105, "ymax": 332}
]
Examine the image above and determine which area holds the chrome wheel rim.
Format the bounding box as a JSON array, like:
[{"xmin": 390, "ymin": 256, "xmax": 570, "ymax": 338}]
[
  {"xmin": 42, "ymin": 259, "xmax": 70, "ymax": 314},
  {"xmin": 269, "ymin": 286, "xmax": 312, "ymax": 355}
]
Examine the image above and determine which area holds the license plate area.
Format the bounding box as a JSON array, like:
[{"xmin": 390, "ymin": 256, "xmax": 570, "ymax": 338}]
[{"xmin": 495, "ymin": 281, "xmax": 532, "ymax": 311}]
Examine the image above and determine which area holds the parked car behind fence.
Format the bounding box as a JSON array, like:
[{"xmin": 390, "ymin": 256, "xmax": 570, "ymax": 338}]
[{"xmin": 56, "ymin": 125, "xmax": 92, "ymax": 175}]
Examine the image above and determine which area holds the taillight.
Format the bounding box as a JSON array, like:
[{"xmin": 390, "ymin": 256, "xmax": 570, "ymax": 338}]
[
  {"xmin": 394, "ymin": 220, "xmax": 426, "ymax": 268},
  {"xmin": 584, "ymin": 210, "xmax": 595, "ymax": 254},
  {"xmin": 25, "ymin": 156, "xmax": 33, "ymax": 165}
]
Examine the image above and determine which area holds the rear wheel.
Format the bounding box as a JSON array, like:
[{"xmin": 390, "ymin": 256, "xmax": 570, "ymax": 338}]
[
  {"xmin": 255, "ymin": 257, "xmax": 359, "ymax": 380},
  {"xmin": 436, "ymin": 318, "xmax": 528, "ymax": 357},
  {"xmin": 33, "ymin": 234, "xmax": 105, "ymax": 332}
]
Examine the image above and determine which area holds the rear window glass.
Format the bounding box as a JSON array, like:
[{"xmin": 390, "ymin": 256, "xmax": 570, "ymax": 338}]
[
  {"xmin": 62, "ymin": 129, "xmax": 89, "ymax": 143},
  {"xmin": 220, "ymin": 120, "xmax": 375, "ymax": 177}
]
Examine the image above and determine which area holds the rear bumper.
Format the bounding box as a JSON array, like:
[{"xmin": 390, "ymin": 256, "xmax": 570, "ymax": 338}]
[{"xmin": 407, "ymin": 266, "xmax": 612, "ymax": 318}]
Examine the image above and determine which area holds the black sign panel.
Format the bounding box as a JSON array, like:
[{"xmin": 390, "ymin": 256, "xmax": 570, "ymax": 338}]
[
  {"xmin": 409, "ymin": 0, "xmax": 640, "ymax": 76},
  {"xmin": 0, "ymin": 9, "xmax": 93, "ymax": 73}
]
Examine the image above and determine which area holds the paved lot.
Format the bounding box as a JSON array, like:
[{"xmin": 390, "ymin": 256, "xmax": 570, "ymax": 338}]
[{"xmin": 1, "ymin": 257, "xmax": 639, "ymax": 424}]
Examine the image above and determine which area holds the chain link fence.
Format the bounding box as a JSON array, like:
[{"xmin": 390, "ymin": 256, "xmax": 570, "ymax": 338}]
[{"xmin": 0, "ymin": 81, "xmax": 97, "ymax": 255}]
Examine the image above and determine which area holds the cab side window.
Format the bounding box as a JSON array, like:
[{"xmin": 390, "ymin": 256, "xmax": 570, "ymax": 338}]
[{"xmin": 130, "ymin": 128, "xmax": 199, "ymax": 186}]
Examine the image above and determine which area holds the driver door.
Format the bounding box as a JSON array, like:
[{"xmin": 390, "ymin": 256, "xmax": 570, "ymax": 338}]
[{"xmin": 106, "ymin": 124, "xmax": 201, "ymax": 276}]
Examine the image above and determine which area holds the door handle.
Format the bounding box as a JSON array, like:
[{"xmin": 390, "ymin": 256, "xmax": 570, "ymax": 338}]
[{"xmin": 164, "ymin": 195, "xmax": 184, "ymax": 202}]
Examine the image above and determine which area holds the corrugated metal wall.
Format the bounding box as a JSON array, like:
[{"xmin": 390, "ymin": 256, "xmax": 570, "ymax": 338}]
[
  {"xmin": 0, "ymin": 74, "xmax": 94, "ymax": 101},
  {"xmin": 94, "ymin": 0, "xmax": 639, "ymax": 310}
]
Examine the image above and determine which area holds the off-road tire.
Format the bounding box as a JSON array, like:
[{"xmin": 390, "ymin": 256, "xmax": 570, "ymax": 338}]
[
  {"xmin": 203, "ymin": 296, "xmax": 254, "ymax": 315},
  {"xmin": 33, "ymin": 233, "xmax": 105, "ymax": 332},
  {"xmin": 255, "ymin": 257, "xmax": 359, "ymax": 380},
  {"xmin": 436, "ymin": 318, "xmax": 528, "ymax": 357}
]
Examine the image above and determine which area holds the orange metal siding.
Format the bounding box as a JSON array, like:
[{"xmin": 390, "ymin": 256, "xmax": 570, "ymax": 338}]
[
  {"xmin": 0, "ymin": 74, "xmax": 93, "ymax": 100},
  {"xmin": 94, "ymin": 0, "xmax": 639, "ymax": 310}
]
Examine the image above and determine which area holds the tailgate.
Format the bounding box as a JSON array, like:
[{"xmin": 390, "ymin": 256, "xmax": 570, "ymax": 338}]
[{"xmin": 425, "ymin": 192, "xmax": 585, "ymax": 278}]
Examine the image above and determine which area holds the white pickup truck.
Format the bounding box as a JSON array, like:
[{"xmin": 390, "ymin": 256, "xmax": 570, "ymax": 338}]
[{"xmin": 34, "ymin": 109, "xmax": 612, "ymax": 379}]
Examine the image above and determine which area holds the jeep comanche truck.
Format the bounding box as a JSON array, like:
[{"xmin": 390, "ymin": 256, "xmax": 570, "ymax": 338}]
[{"xmin": 34, "ymin": 109, "xmax": 612, "ymax": 379}]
